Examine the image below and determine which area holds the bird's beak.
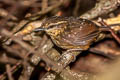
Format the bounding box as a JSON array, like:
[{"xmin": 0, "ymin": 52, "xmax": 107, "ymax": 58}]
[{"xmin": 34, "ymin": 27, "xmax": 46, "ymax": 32}]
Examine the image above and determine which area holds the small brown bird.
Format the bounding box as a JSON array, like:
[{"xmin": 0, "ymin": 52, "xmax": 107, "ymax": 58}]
[{"xmin": 34, "ymin": 16, "xmax": 115, "ymax": 51}]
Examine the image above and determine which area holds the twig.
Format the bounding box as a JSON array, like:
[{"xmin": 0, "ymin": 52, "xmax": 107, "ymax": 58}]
[
  {"xmin": 0, "ymin": 8, "xmax": 17, "ymax": 21},
  {"xmin": 1, "ymin": 29, "xmax": 61, "ymax": 78},
  {"xmin": 73, "ymin": 0, "xmax": 81, "ymax": 16},
  {"xmin": 0, "ymin": 62, "xmax": 21, "ymax": 80},
  {"xmin": 27, "ymin": 0, "xmax": 69, "ymax": 20},
  {"xmin": 80, "ymin": 0, "xmax": 120, "ymax": 19},
  {"xmin": 3, "ymin": 54, "xmax": 14, "ymax": 80},
  {"xmin": 41, "ymin": 0, "xmax": 48, "ymax": 11},
  {"xmin": 100, "ymin": 19, "xmax": 120, "ymax": 44}
]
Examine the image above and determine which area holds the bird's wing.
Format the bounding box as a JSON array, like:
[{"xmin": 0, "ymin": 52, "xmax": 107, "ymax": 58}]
[{"xmin": 61, "ymin": 19, "xmax": 99, "ymax": 46}]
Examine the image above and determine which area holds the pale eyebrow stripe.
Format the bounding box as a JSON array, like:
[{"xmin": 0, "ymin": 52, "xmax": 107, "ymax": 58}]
[{"xmin": 47, "ymin": 21, "xmax": 67, "ymax": 29}]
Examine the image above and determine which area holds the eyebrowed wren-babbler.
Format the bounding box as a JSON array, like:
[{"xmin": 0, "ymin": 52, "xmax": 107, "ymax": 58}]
[{"xmin": 34, "ymin": 16, "xmax": 116, "ymax": 54}]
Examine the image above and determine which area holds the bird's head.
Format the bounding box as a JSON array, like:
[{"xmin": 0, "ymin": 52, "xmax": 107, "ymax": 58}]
[{"xmin": 34, "ymin": 16, "xmax": 67, "ymax": 36}]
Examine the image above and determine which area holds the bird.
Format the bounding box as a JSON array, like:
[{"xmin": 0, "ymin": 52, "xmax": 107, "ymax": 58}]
[{"xmin": 34, "ymin": 16, "xmax": 102, "ymax": 51}]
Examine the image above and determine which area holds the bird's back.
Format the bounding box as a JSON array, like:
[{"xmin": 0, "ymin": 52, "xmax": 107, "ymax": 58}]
[{"xmin": 50, "ymin": 17, "xmax": 100, "ymax": 50}]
